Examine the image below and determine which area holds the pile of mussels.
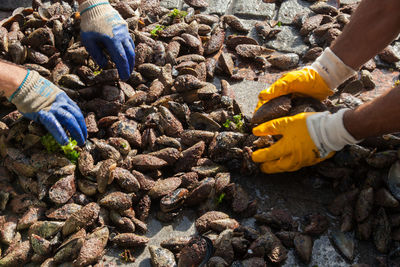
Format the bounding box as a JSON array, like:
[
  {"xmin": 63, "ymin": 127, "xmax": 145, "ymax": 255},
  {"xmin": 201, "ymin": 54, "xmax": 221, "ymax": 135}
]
[{"xmin": 0, "ymin": 0, "xmax": 400, "ymax": 266}]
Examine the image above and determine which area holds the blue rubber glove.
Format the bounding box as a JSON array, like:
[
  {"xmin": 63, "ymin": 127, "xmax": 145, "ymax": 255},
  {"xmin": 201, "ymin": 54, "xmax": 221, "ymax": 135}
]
[
  {"xmin": 9, "ymin": 70, "xmax": 87, "ymax": 146},
  {"xmin": 79, "ymin": 0, "xmax": 135, "ymax": 80}
]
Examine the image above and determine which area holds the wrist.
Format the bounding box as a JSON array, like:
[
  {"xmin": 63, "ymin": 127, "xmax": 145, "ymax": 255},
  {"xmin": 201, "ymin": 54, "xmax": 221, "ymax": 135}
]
[
  {"xmin": 79, "ymin": 0, "xmax": 126, "ymax": 34},
  {"xmin": 10, "ymin": 70, "xmax": 60, "ymax": 114},
  {"xmin": 311, "ymin": 48, "xmax": 356, "ymax": 90},
  {"xmin": 306, "ymin": 109, "xmax": 362, "ymax": 158},
  {"xmin": 8, "ymin": 68, "xmax": 30, "ymax": 100},
  {"xmin": 79, "ymin": 0, "xmax": 110, "ymax": 16}
]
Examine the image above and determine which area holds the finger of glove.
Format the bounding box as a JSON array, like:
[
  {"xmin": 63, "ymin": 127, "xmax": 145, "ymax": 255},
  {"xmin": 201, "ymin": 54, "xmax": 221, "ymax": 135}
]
[
  {"xmin": 257, "ymin": 72, "xmax": 294, "ymax": 103},
  {"xmin": 38, "ymin": 111, "xmax": 69, "ymax": 146},
  {"xmin": 62, "ymin": 103, "xmax": 88, "ymax": 143},
  {"xmin": 105, "ymin": 39, "xmax": 130, "ymax": 80},
  {"xmin": 123, "ymin": 39, "xmax": 135, "ymax": 74},
  {"xmin": 260, "ymin": 154, "xmax": 302, "ymax": 174},
  {"xmin": 64, "ymin": 95, "xmax": 81, "ymax": 113},
  {"xmin": 253, "ymin": 120, "xmax": 282, "ymax": 136},
  {"xmin": 55, "ymin": 93, "xmax": 88, "ymax": 141},
  {"xmin": 257, "ymin": 86, "xmax": 281, "ymax": 104},
  {"xmin": 252, "ymin": 140, "xmax": 288, "ymax": 162},
  {"xmin": 53, "ymin": 109, "xmax": 86, "ymax": 146},
  {"xmin": 81, "ymin": 35, "xmax": 108, "ymax": 68}
]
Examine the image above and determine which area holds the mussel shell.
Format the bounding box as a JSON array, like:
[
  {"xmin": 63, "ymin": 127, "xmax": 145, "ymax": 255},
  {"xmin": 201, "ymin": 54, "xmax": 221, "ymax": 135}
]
[
  {"xmin": 388, "ymin": 161, "xmax": 400, "ymax": 201},
  {"xmin": 160, "ymin": 188, "xmax": 189, "ymax": 212},
  {"xmin": 149, "ymin": 245, "xmax": 176, "ymax": 267},
  {"xmin": 330, "ymin": 230, "xmax": 354, "ymax": 261},
  {"xmin": 178, "ymin": 236, "xmax": 214, "ymax": 267}
]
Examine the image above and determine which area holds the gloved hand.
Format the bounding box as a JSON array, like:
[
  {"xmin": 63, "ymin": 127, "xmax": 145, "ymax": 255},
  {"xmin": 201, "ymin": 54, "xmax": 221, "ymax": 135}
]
[
  {"xmin": 252, "ymin": 109, "xmax": 361, "ymax": 174},
  {"xmin": 79, "ymin": 0, "xmax": 135, "ymax": 80},
  {"xmin": 256, "ymin": 48, "xmax": 356, "ymax": 111},
  {"xmin": 9, "ymin": 70, "xmax": 87, "ymax": 146}
]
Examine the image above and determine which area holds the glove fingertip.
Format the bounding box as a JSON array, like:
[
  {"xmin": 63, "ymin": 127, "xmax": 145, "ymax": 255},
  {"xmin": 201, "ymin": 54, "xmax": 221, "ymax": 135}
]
[
  {"xmin": 52, "ymin": 130, "xmax": 69, "ymax": 146},
  {"xmin": 260, "ymin": 162, "xmax": 276, "ymax": 174},
  {"xmin": 73, "ymin": 133, "xmax": 86, "ymax": 147},
  {"xmin": 252, "ymin": 124, "xmax": 271, "ymax": 136},
  {"xmin": 118, "ymin": 70, "xmax": 130, "ymax": 81},
  {"xmin": 251, "ymin": 149, "xmax": 266, "ymax": 163}
]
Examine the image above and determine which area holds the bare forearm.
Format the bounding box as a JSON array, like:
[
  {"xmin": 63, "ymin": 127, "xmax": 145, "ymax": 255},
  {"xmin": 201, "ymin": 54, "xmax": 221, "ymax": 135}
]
[
  {"xmin": 0, "ymin": 60, "xmax": 27, "ymax": 98},
  {"xmin": 344, "ymin": 86, "xmax": 400, "ymax": 139},
  {"xmin": 331, "ymin": 0, "xmax": 400, "ymax": 70},
  {"xmin": 77, "ymin": 0, "xmax": 86, "ymax": 4}
]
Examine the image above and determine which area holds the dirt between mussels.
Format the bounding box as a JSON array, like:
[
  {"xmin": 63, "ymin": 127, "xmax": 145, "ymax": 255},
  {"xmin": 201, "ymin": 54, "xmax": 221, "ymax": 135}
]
[{"xmin": 0, "ymin": 0, "xmax": 400, "ymax": 267}]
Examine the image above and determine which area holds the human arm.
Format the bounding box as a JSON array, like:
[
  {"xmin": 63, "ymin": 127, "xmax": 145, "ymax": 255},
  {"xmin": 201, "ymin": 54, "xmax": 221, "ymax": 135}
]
[
  {"xmin": 0, "ymin": 60, "xmax": 87, "ymax": 146},
  {"xmin": 0, "ymin": 60, "xmax": 28, "ymax": 98},
  {"xmin": 77, "ymin": 0, "xmax": 135, "ymax": 80},
  {"xmin": 252, "ymin": 0, "xmax": 400, "ymax": 173},
  {"xmin": 256, "ymin": 0, "xmax": 400, "ymax": 109},
  {"xmin": 331, "ymin": 0, "xmax": 400, "ymax": 70},
  {"xmin": 344, "ymin": 86, "xmax": 400, "ymax": 140}
]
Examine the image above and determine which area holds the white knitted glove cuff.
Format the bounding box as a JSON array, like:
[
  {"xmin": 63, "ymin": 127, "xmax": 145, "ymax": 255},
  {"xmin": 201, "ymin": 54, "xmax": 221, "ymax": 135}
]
[
  {"xmin": 306, "ymin": 109, "xmax": 362, "ymax": 158},
  {"xmin": 10, "ymin": 70, "xmax": 60, "ymax": 114},
  {"xmin": 79, "ymin": 0, "xmax": 126, "ymax": 35},
  {"xmin": 79, "ymin": 0, "xmax": 111, "ymax": 18},
  {"xmin": 310, "ymin": 48, "xmax": 357, "ymax": 90}
]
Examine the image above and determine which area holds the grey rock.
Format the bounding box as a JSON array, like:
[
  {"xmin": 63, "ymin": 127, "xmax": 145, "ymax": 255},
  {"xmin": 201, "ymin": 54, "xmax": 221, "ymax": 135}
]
[
  {"xmin": 0, "ymin": 0, "xmax": 32, "ymax": 11},
  {"xmin": 360, "ymin": 70, "xmax": 375, "ymax": 89},
  {"xmin": 340, "ymin": 0, "xmax": 361, "ymax": 5},
  {"xmin": 231, "ymin": 80, "xmax": 268, "ymax": 118},
  {"xmin": 233, "ymin": 0, "xmax": 275, "ymax": 19},
  {"xmin": 0, "ymin": 11, "xmax": 11, "ymax": 20},
  {"xmin": 265, "ymin": 26, "xmax": 309, "ymax": 55},
  {"xmin": 160, "ymin": 0, "xmax": 182, "ymax": 9},
  {"xmin": 277, "ymin": 0, "xmax": 313, "ymax": 25},
  {"xmin": 392, "ymin": 42, "xmax": 400, "ymax": 69},
  {"xmin": 207, "ymin": 0, "xmax": 233, "ymax": 15}
]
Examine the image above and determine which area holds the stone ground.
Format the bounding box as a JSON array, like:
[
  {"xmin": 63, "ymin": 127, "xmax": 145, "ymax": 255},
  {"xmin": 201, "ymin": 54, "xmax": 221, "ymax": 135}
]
[{"xmin": 2, "ymin": 0, "xmax": 400, "ymax": 266}]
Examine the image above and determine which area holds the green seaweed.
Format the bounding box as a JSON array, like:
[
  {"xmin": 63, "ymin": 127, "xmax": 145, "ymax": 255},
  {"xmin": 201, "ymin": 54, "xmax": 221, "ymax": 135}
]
[
  {"xmin": 216, "ymin": 193, "xmax": 226, "ymax": 205},
  {"xmin": 150, "ymin": 25, "xmax": 165, "ymax": 37},
  {"xmin": 168, "ymin": 8, "xmax": 188, "ymax": 19},
  {"xmin": 41, "ymin": 134, "xmax": 80, "ymax": 164}
]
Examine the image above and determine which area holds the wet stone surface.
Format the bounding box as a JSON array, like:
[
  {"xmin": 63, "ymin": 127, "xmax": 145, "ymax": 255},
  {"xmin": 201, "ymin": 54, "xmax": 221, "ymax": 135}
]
[
  {"xmin": 265, "ymin": 26, "xmax": 309, "ymax": 55},
  {"xmin": 160, "ymin": 0, "xmax": 182, "ymax": 9},
  {"xmin": 205, "ymin": 0, "xmax": 233, "ymax": 15},
  {"xmin": 277, "ymin": 0, "xmax": 313, "ymax": 25},
  {"xmin": 233, "ymin": 0, "xmax": 276, "ymax": 19}
]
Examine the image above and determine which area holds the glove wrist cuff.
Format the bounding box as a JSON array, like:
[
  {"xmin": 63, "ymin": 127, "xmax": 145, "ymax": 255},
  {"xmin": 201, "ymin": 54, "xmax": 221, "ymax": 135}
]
[
  {"xmin": 311, "ymin": 48, "xmax": 356, "ymax": 90},
  {"xmin": 307, "ymin": 109, "xmax": 362, "ymax": 158},
  {"xmin": 9, "ymin": 69, "xmax": 40, "ymax": 104},
  {"xmin": 79, "ymin": 0, "xmax": 111, "ymax": 19},
  {"xmin": 10, "ymin": 70, "xmax": 60, "ymax": 114}
]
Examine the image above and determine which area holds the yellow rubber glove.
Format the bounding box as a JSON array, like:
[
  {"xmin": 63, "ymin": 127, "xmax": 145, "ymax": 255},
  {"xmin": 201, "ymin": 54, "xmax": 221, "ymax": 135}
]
[
  {"xmin": 255, "ymin": 48, "xmax": 356, "ymax": 111},
  {"xmin": 252, "ymin": 112, "xmax": 334, "ymax": 174},
  {"xmin": 255, "ymin": 68, "xmax": 332, "ymax": 111}
]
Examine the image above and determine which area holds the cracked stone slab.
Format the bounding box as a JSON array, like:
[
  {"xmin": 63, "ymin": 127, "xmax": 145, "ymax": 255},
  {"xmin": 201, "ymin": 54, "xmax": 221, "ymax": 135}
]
[
  {"xmin": 233, "ymin": 0, "xmax": 276, "ymax": 19},
  {"xmin": 277, "ymin": 0, "xmax": 313, "ymax": 25},
  {"xmin": 265, "ymin": 26, "xmax": 309, "ymax": 56},
  {"xmin": 160, "ymin": 0, "xmax": 182, "ymax": 9}
]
